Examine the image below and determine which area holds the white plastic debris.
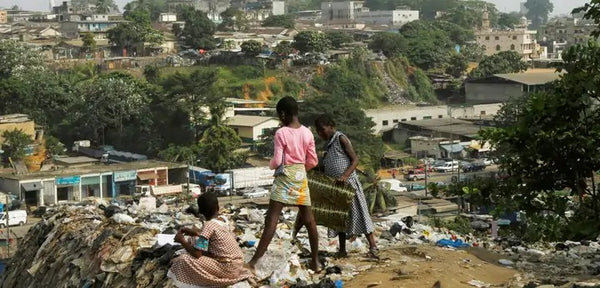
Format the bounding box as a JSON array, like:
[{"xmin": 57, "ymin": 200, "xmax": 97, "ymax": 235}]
[{"xmin": 112, "ymin": 213, "xmax": 135, "ymax": 224}]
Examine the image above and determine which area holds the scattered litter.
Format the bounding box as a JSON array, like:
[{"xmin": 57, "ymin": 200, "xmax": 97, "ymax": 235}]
[{"xmin": 467, "ymin": 279, "xmax": 490, "ymax": 287}]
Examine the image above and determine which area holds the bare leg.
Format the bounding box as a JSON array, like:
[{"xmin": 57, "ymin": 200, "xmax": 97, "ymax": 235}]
[
  {"xmin": 366, "ymin": 232, "xmax": 377, "ymax": 249},
  {"xmin": 298, "ymin": 205, "xmax": 320, "ymax": 272},
  {"xmin": 366, "ymin": 232, "xmax": 380, "ymax": 259},
  {"xmin": 338, "ymin": 232, "xmax": 347, "ymax": 258},
  {"xmin": 247, "ymin": 200, "xmax": 285, "ymax": 271},
  {"xmin": 292, "ymin": 214, "xmax": 303, "ymax": 240}
]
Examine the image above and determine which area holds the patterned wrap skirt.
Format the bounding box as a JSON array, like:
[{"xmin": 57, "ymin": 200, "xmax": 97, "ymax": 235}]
[{"xmin": 270, "ymin": 163, "xmax": 311, "ymax": 206}]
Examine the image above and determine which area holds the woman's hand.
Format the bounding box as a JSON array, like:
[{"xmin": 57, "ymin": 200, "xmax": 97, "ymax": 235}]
[
  {"xmin": 337, "ymin": 175, "xmax": 349, "ymax": 183},
  {"xmin": 174, "ymin": 231, "xmax": 186, "ymax": 244}
]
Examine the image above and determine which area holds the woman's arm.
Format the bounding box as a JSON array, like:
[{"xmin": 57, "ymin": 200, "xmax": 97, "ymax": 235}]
[
  {"xmin": 338, "ymin": 135, "xmax": 359, "ymax": 182},
  {"xmin": 305, "ymin": 136, "xmax": 318, "ymax": 171},
  {"xmin": 269, "ymin": 131, "xmax": 284, "ymax": 170},
  {"xmin": 174, "ymin": 231, "xmax": 203, "ymax": 258}
]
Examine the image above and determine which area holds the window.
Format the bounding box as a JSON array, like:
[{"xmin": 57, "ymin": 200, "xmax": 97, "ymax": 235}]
[
  {"xmin": 496, "ymin": 45, "xmax": 501, "ymax": 51},
  {"xmin": 438, "ymin": 115, "xmax": 443, "ymax": 118},
  {"xmin": 495, "ymin": 36, "xmax": 499, "ymax": 40},
  {"xmin": 512, "ymin": 36, "xmax": 517, "ymax": 40},
  {"xmin": 423, "ymin": 116, "xmax": 432, "ymax": 120},
  {"xmin": 485, "ymin": 36, "xmax": 489, "ymax": 40},
  {"xmin": 410, "ymin": 117, "xmax": 417, "ymax": 121},
  {"xmin": 480, "ymin": 111, "xmax": 486, "ymax": 115},
  {"xmin": 510, "ymin": 44, "xmax": 515, "ymax": 50},
  {"xmin": 393, "ymin": 119, "xmax": 399, "ymax": 123},
  {"xmin": 382, "ymin": 120, "xmax": 389, "ymax": 126},
  {"xmin": 401, "ymin": 119, "xmax": 407, "ymax": 122}
]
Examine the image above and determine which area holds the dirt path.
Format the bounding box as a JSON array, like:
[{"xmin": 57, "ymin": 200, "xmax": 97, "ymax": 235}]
[{"xmin": 343, "ymin": 246, "xmax": 517, "ymax": 288}]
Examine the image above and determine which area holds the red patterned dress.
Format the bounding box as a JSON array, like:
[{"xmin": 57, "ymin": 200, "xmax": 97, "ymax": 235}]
[{"xmin": 167, "ymin": 218, "xmax": 253, "ymax": 287}]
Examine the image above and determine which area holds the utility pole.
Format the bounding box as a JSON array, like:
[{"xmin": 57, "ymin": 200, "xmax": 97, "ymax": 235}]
[
  {"xmin": 424, "ymin": 162, "xmax": 428, "ymax": 197},
  {"xmin": 5, "ymin": 195, "xmax": 9, "ymax": 257}
]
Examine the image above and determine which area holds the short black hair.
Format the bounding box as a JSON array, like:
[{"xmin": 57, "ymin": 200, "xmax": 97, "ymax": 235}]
[
  {"xmin": 276, "ymin": 96, "xmax": 299, "ymax": 126},
  {"xmin": 197, "ymin": 192, "xmax": 219, "ymax": 220},
  {"xmin": 315, "ymin": 114, "xmax": 335, "ymax": 128}
]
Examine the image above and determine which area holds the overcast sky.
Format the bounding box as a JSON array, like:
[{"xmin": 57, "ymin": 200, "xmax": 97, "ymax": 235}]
[{"xmin": 0, "ymin": 0, "xmax": 592, "ymax": 16}]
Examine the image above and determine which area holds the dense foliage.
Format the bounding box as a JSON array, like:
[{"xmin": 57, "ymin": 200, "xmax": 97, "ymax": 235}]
[
  {"xmin": 480, "ymin": 42, "xmax": 600, "ymax": 241},
  {"xmin": 261, "ymin": 15, "xmax": 295, "ymax": 29},
  {"xmin": 469, "ymin": 51, "xmax": 529, "ymax": 79}
]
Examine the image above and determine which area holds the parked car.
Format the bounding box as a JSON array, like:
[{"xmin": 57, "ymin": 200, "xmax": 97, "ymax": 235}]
[
  {"xmin": 243, "ymin": 187, "xmax": 269, "ymax": 199},
  {"xmin": 462, "ymin": 161, "xmax": 487, "ymax": 173},
  {"xmin": 404, "ymin": 169, "xmax": 427, "ymax": 181},
  {"xmin": 0, "ymin": 210, "xmax": 27, "ymax": 227},
  {"xmin": 379, "ymin": 179, "xmax": 408, "ymax": 192},
  {"xmin": 433, "ymin": 161, "xmax": 459, "ymax": 173}
]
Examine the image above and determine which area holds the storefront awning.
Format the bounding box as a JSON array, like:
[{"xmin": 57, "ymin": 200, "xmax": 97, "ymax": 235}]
[
  {"xmin": 137, "ymin": 172, "xmax": 159, "ymax": 181},
  {"xmin": 440, "ymin": 144, "xmax": 464, "ymax": 153},
  {"xmin": 21, "ymin": 182, "xmax": 42, "ymax": 192}
]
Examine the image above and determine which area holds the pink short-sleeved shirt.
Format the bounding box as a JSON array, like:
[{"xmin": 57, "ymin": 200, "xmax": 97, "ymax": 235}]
[{"xmin": 269, "ymin": 126, "xmax": 318, "ymax": 171}]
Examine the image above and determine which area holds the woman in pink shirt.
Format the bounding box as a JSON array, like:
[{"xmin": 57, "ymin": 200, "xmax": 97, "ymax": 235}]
[{"xmin": 246, "ymin": 96, "xmax": 320, "ymax": 273}]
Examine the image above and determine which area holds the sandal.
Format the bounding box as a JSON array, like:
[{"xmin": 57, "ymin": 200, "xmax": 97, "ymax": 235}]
[{"xmin": 367, "ymin": 247, "xmax": 380, "ymax": 260}]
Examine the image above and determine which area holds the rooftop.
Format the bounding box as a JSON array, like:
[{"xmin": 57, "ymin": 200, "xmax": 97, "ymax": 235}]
[
  {"xmin": 226, "ymin": 115, "xmax": 277, "ymax": 127},
  {"xmin": 398, "ymin": 118, "xmax": 483, "ymax": 138},
  {"xmin": 0, "ymin": 114, "xmax": 32, "ymax": 124},
  {"xmin": 0, "ymin": 160, "xmax": 186, "ymax": 181},
  {"xmin": 53, "ymin": 156, "xmax": 99, "ymax": 166},
  {"xmin": 468, "ymin": 71, "xmax": 564, "ymax": 86}
]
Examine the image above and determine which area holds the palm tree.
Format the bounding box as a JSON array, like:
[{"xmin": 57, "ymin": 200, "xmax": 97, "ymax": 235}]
[
  {"xmin": 94, "ymin": 0, "xmax": 118, "ymax": 14},
  {"xmin": 360, "ymin": 168, "xmax": 395, "ymax": 213}
]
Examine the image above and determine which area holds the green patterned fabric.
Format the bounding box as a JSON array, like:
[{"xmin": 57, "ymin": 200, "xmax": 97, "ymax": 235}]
[{"xmin": 307, "ymin": 172, "xmax": 356, "ymax": 232}]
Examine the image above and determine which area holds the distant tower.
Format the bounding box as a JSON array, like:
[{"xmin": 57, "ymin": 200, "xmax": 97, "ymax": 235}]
[
  {"xmin": 49, "ymin": 0, "xmax": 55, "ymax": 11},
  {"xmin": 482, "ymin": 5, "xmax": 490, "ymax": 30}
]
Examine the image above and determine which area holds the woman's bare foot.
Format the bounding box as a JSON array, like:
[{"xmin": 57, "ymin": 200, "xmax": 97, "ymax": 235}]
[{"xmin": 310, "ymin": 260, "xmax": 322, "ymax": 273}]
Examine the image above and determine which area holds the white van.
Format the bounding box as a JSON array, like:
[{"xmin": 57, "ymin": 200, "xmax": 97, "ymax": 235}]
[{"xmin": 0, "ymin": 210, "xmax": 27, "ymax": 228}]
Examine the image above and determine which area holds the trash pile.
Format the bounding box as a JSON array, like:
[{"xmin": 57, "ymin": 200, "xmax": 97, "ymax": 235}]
[{"xmin": 3, "ymin": 195, "xmax": 600, "ymax": 288}]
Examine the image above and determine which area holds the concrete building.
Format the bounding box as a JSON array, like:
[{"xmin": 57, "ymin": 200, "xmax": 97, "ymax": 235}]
[
  {"xmin": 465, "ymin": 71, "xmax": 562, "ymax": 104},
  {"xmin": 475, "ymin": 9, "xmax": 543, "ymax": 59},
  {"xmin": 159, "ymin": 13, "xmax": 177, "ymax": 23},
  {"xmin": 0, "ymin": 24, "xmax": 62, "ymax": 41},
  {"xmin": 60, "ymin": 18, "xmax": 126, "ymax": 39},
  {"xmin": 356, "ymin": 9, "xmax": 419, "ymax": 27},
  {"xmin": 386, "ymin": 118, "xmax": 487, "ymax": 146},
  {"xmin": 321, "ymin": 1, "xmax": 366, "ymax": 24},
  {"xmin": 409, "ymin": 136, "xmax": 448, "ymax": 159},
  {"xmin": 364, "ymin": 103, "xmax": 502, "ymax": 134},
  {"xmin": 0, "ymin": 10, "xmax": 7, "ymax": 24},
  {"xmin": 0, "ymin": 160, "xmax": 186, "ymax": 207},
  {"xmin": 226, "ymin": 115, "xmax": 279, "ymax": 142},
  {"xmin": 0, "ymin": 114, "xmax": 35, "ymax": 145},
  {"xmin": 539, "ymin": 16, "xmax": 598, "ymax": 49}
]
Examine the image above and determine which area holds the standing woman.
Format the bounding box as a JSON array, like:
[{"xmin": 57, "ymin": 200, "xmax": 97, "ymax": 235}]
[
  {"xmin": 312, "ymin": 114, "xmax": 379, "ymax": 259},
  {"xmin": 247, "ymin": 96, "xmax": 321, "ymax": 273}
]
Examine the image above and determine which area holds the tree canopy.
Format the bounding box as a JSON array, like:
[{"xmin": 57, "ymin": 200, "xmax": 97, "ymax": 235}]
[
  {"xmin": 262, "ymin": 15, "xmax": 295, "ymax": 29},
  {"xmin": 524, "ymin": 0, "xmax": 554, "ymax": 29},
  {"xmin": 368, "ymin": 32, "xmax": 407, "ymax": 58},
  {"xmin": 241, "ymin": 40, "xmax": 263, "ymax": 56},
  {"xmin": 177, "ymin": 10, "xmax": 216, "ymax": 50},
  {"xmin": 1, "ymin": 129, "xmax": 33, "ymax": 161},
  {"xmin": 469, "ymin": 51, "xmax": 529, "ymax": 79},
  {"xmin": 293, "ymin": 31, "xmax": 331, "ymax": 54},
  {"xmin": 107, "ymin": 9, "xmax": 163, "ymax": 53},
  {"xmin": 219, "ymin": 8, "xmax": 249, "ymax": 31},
  {"xmin": 481, "ymin": 42, "xmax": 600, "ymax": 241}
]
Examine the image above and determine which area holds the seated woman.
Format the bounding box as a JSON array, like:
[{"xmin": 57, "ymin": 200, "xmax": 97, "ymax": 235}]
[{"xmin": 168, "ymin": 192, "xmax": 254, "ymax": 287}]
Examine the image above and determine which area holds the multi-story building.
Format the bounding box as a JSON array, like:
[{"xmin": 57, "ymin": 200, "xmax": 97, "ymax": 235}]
[
  {"xmin": 356, "ymin": 9, "xmax": 419, "ymax": 27},
  {"xmin": 475, "ymin": 8, "xmax": 544, "ymax": 59},
  {"xmin": 60, "ymin": 16, "xmax": 126, "ymax": 39},
  {"xmin": 320, "ymin": 1, "xmax": 366, "ymax": 24},
  {"xmin": 167, "ymin": 0, "xmax": 231, "ymax": 23},
  {"xmin": 539, "ymin": 16, "xmax": 597, "ymax": 47},
  {"xmin": 0, "ymin": 10, "xmax": 7, "ymax": 24}
]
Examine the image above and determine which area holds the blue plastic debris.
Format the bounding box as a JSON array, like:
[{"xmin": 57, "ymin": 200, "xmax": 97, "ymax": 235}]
[{"xmin": 435, "ymin": 238, "xmax": 470, "ymax": 248}]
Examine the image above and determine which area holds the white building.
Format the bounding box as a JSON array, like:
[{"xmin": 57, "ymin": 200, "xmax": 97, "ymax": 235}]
[
  {"xmin": 475, "ymin": 9, "xmax": 544, "ymax": 59},
  {"xmin": 226, "ymin": 115, "xmax": 280, "ymax": 143},
  {"xmin": 272, "ymin": 1, "xmax": 285, "ymax": 15},
  {"xmin": 356, "ymin": 9, "xmax": 419, "ymax": 27},
  {"xmin": 159, "ymin": 13, "xmax": 177, "ymax": 23},
  {"xmin": 364, "ymin": 103, "xmax": 502, "ymax": 134}
]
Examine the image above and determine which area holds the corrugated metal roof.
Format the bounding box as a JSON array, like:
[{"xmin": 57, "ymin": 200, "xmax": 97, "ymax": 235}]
[{"xmin": 493, "ymin": 72, "xmax": 563, "ymax": 85}]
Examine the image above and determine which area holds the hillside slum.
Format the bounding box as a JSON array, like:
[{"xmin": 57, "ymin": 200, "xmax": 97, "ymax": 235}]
[{"xmin": 1, "ymin": 197, "xmax": 600, "ymax": 288}]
